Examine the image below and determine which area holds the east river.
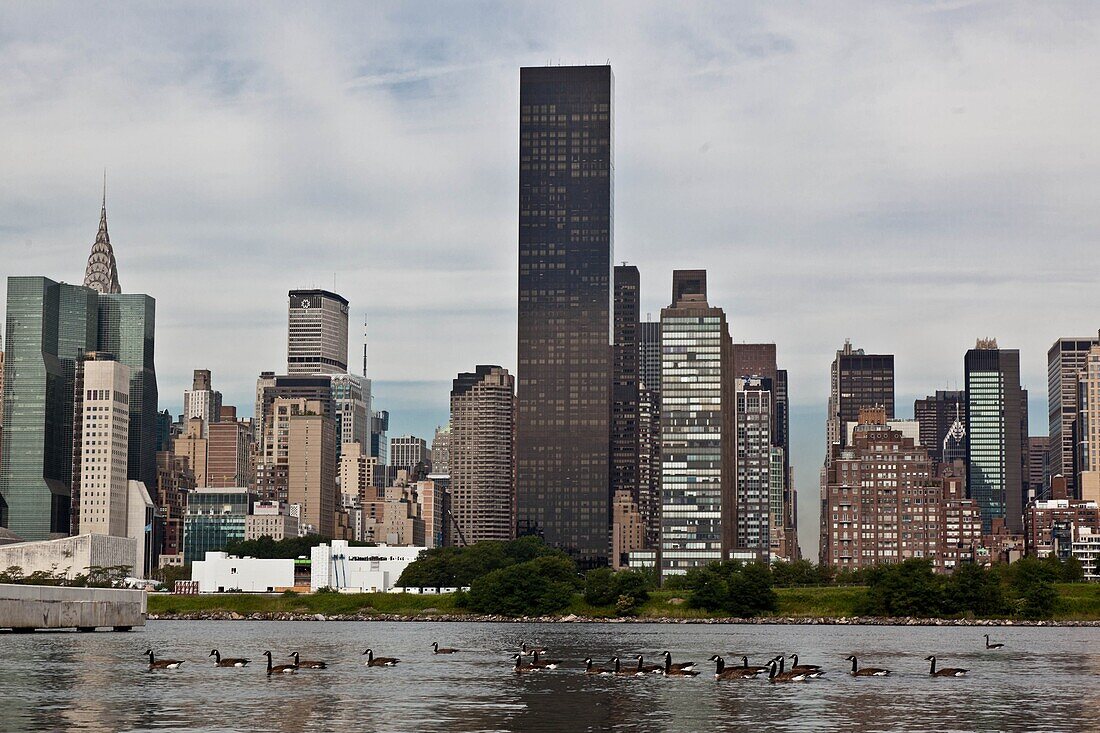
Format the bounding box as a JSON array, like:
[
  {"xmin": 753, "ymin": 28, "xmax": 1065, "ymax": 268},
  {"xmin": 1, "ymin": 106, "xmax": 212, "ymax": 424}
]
[{"xmin": 2, "ymin": 620, "xmax": 1097, "ymax": 732}]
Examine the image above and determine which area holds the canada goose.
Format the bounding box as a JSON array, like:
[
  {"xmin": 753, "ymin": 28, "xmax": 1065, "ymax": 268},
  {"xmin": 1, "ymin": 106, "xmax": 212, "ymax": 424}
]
[
  {"xmin": 431, "ymin": 642, "xmax": 460, "ymax": 654},
  {"xmin": 767, "ymin": 659, "xmax": 807, "ymax": 684},
  {"xmin": 363, "ymin": 648, "xmax": 400, "ymax": 667},
  {"xmin": 774, "ymin": 656, "xmax": 824, "ymax": 679},
  {"xmin": 788, "ymin": 654, "xmax": 823, "ymax": 673},
  {"xmin": 584, "ymin": 658, "xmax": 615, "ymax": 675},
  {"xmin": 661, "ymin": 651, "xmax": 697, "ymax": 672},
  {"xmin": 663, "ymin": 653, "xmax": 700, "ymax": 677},
  {"xmin": 738, "ymin": 656, "xmax": 770, "ymax": 674},
  {"xmin": 262, "ymin": 651, "xmax": 297, "ymax": 675},
  {"xmin": 512, "ymin": 654, "xmax": 538, "ymax": 673},
  {"xmin": 609, "ymin": 657, "xmax": 642, "ymax": 677},
  {"xmin": 144, "ymin": 649, "xmax": 184, "ymax": 670},
  {"xmin": 520, "ymin": 642, "xmax": 546, "ymax": 656},
  {"xmin": 983, "ymin": 634, "xmax": 1004, "ymax": 649},
  {"xmin": 289, "ymin": 651, "xmax": 327, "ymax": 669},
  {"xmin": 634, "ymin": 655, "xmax": 663, "ymax": 674},
  {"xmin": 845, "ymin": 655, "xmax": 890, "ymax": 676},
  {"xmin": 530, "ymin": 650, "xmax": 562, "ymax": 670},
  {"xmin": 925, "ymin": 656, "xmax": 968, "ymax": 677},
  {"xmin": 209, "ymin": 649, "xmax": 250, "ymax": 667},
  {"xmin": 709, "ymin": 655, "xmax": 760, "ymax": 680}
]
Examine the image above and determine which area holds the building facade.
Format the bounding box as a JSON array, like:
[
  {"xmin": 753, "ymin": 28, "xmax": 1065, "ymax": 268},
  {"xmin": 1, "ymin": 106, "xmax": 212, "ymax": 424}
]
[
  {"xmin": 735, "ymin": 377, "xmax": 772, "ymax": 556},
  {"xmin": 659, "ymin": 270, "xmax": 735, "ymax": 575},
  {"xmin": 516, "ymin": 64, "xmax": 614, "ymax": 567},
  {"xmin": 287, "ymin": 289, "xmax": 349, "ymax": 375},
  {"xmin": 966, "ymin": 341, "xmax": 1026, "ymax": 533},
  {"xmin": 74, "ymin": 357, "xmax": 131, "ymax": 537},
  {"xmin": 826, "ymin": 340, "xmax": 895, "ymax": 452},
  {"xmin": 183, "ymin": 369, "xmax": 221, "ymax": 431},
  {"xmin": 1047, "ymin": 335, "xmax": 1100, "ymax": 498},
  {"xmin": 611, "ymin": 264, "xmax": 641, "ymax": 507},
  {"xmin": 449, "ymin": 365, "xmax": 516, "ymax": 546},
  {"xmin": 183, "ymin": 487, "xmax": 254, "ymax": 563},
  {"xmin": 286, "ymin": 400, "xmax": 337, "ymax": 538},
  {"xmin": 914, "ymin": 390, "xmax": 967, "ymax": 466}
]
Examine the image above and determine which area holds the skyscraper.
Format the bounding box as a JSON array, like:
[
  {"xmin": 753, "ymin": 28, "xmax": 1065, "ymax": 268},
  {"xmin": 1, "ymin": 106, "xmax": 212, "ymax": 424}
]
[
  {"xmin": 611, "ymin": 264, "xmax": 640, "ymax": 505},
  {"xmin": 431, "ymin": 424, "xmax": 451, "ymax": 475},
  {"xmin": 83, "ymin": 183, "xmax": 121, "ymax": 295},
  {"xmin": 516, "ymin": 64, "xmax": 614, "ymax": 566},
  {"xmin": 914, "ymin": 390, "xmax": 967, "ymax": 466},
  {"xmin": 1047, "ymin": 335, "xmax": 1100, "ymax": 498},
  {"xmin": 660, "ymin": 270, "xmax": 735, "ymax": 575},
  {"xmin": 183, "ymin": 369, "xmax": 222, "ymax": 430},
  {"xmin": 637, "ymin": 320, "xmax": 662, "ymax": 548},
  {"xmin": 1, "ymin": 277, "xmax": 98, "ymax": 540},
  {"xmin": 286, "ymin": 399, "xmax": 337, "ymax": 538},
  {"xmin": 73, "ymin": 356, "xmax": 131, "ymax": 537},
  {"xmin": 449, "ymin": 365, "xmax": 516, "ymax": 545},
  {"xmin": 287, "ymin": 289, "xmax": 349, "ymax": 375},
  {"xmin": 389, "ymin": 435, "xmax": 429, "ymax": 479},
  {"xmin": 825, "ymin": 340, "xmax": 895, "ymax": 452},
  {"xmin": 735, "ymin": 376, "xmax": 772, "ymax": 556},
  {"xmin": 966, "ymin": 340, "xmax": 1026, "ymax": 532},
  {"xmin": 97, "ymin": 292, "xmax": 158, "ymax": 490}
]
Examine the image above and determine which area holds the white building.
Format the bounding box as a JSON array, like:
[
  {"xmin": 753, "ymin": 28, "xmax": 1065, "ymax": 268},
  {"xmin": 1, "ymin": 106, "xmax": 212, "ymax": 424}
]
[
  {"xmin": 191, "ymin": 551, "xmax": 296, "ymax": 593},
  {"xmin": 1073, "ymin": 527, "xmax": 1100, "ymax": 582},
  {"xmin": 311, "ymin": 540, "xmax": 424, "ymax": 593},
  {"xmin": 78, "ymin": 359, "xmax": 131, "ymax": 537},
  {"xmin": 0, "ymin": 534, "xmax": 137, "ymax": 580}
]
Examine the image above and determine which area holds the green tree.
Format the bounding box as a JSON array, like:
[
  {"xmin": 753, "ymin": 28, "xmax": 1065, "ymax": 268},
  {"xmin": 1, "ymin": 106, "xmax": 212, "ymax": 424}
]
[
  {"xmin": 684, "ymin": 561, "xmax": 777, "ymax": 617},
  {"xmin": 860, "ymin": 559, "xmax": 944, "ymax": 617},
  {"xmin": 944, "ymin": 563, "xmax": 1005, "ymax": 617},
  {"xmin": 397, "ymin": 537, "xmax": 570, "ymax": 588},
  {"xmin": 584, "ymin": 567, "xmax": 617, "ymax": 606},
  {"xmin": 1007, "ymin": 557, "xmax": 1058, "ymax": 619},
  {"xmin": 466, "ymin": 555, "xmax": 580, "ymax": 616}
]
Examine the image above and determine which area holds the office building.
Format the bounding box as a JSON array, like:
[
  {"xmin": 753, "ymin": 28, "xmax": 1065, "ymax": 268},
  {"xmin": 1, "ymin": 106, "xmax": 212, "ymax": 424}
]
[
  {"xmin": 825, "ymin": 340, "xmax": 894, "ymax": 452},
  {"xmin": 431, "ymin": 424, "xmax": 451, "ymax": 475},
  {"xmin": 389, "ymin": 435, "xmax": 429, "ymax": 479},
  {"xmin": 1, "ymin": 277, "xmax": 98, "ymax": 539},
  {"xmin": 611, "ymin": 489, "xmax": 646, "ymax": 570},
  {"xmin": 246, "ymin": 501, "xmax": 300, "ymax": 541},
  {"xmin": 914, "ymin": 390, "xmax": 967, "ymax": 466},
  {"xmin": 83, "ymin": 187, "xmax": 121, "ymax": 294},
  {"xmin": 287, "ymin": 289, "xmax": 349, "ymax": 375},
  {"xmin": 370, "ymin": 409, "xmax": 390, "ymax": 485},
  {"xmin": 183, "ymin": 487, "xmax": 254, "ymax": 563},
  {"xmin": 735, "ymin": 376, "xmax": 772, "ymax": 556},
  {"xmin": 331, "ymin": 372, "xmax": 370, "ymax": 454},
  {"xmin": 207, "ymin": 418, "xmax": 251, "ymax": 488},
  {"xmin": 73, "ymin": 356, "xmax": 131, "ymax": 537},
  {"xmin": 516, "ymin": 64, "xmax": 614, "ymax": 566},
  {"xmin": 173, "ymin": 418, "xmax": 208, "ymax": 487},
  {"xmin": 1024, "ymin": 475, "xmax": 1100, "ymax": 559},
  {"xmin": 1028, "ymin": 436, "xmax": 1051, "ymax": 499},
  {"xmin": 637, "ymin": 320, "xmax": 663, "ymax": 549},
  {"xmin": 966, "ymin": 340, "xmax": 1026, "ymax": 533},
  {"xmin": 611, "ymin": 264, "xmax": 641, "ymax": 505},
  {"xmin": 639, "ymin": 321, "xmax": 662, "ymax": 394},
  {"xmin": 183, "ymin": 369, "xmax": 222, "ymax": 431},
  {"xmin": 1047, "ymin": 335, "xmax": 1100, "ymax": 498},
  {"xmin": 284, "ymin": 399, "xmax": 337, "ymax": 538},
  {"xmin": 0, "ymin": 345, "xmax": 4, "ymax": 475},
  {"xmin": 255, "ymin": 372, "xmax": 335, "ymax": 442},
  {"xmin": 659, "ymin": 270, "xmax": 736, "ymax": 575},
  {"xmin": 155, "ymin": 450, "xmax": 194, "ymax": 562},
  {"xmin": 1076, "ymin": 345, "xmax": 1100, "ymax": 490},
  {"xmin": 449, "ymin": 365, "xmax": 516, "ymax": 546}
]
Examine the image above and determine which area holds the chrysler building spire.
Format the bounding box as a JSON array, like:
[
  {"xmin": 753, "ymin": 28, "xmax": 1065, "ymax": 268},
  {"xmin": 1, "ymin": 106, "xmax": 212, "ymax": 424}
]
[{"xmin": 83, "ymin": 172, "xmax": 122, "ymax": 294}]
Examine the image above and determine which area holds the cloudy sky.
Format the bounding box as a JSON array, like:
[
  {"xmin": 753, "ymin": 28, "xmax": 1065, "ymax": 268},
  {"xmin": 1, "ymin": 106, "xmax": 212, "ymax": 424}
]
[{"xmin": 3, "ymin": 1, "xmax": 1099, "ymax": 553}]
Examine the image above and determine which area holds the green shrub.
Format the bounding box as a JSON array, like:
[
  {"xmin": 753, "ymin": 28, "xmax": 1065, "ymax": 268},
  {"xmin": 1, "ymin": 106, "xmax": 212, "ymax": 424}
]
[
  {"xmin": 684, "ymin": 561, "xmax": 777, "ymax": 617},
  {"xmin": 466, "ymin": 555, "xmax": 579, "ymax": 616},
  {"xmin": 859, "ymin": 559, "xmax": 944, "ymax": 617}
]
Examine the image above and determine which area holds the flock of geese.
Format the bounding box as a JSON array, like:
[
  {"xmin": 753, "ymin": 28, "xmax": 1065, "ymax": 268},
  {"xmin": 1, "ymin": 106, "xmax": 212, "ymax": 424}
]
[{"xmin": 143, "ymin": 635, "xmax": 1003, "ymax": 680}]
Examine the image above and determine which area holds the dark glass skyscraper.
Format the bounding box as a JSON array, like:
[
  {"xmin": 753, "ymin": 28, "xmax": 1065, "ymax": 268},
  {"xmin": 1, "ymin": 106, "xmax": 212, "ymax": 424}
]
[
  {"xmin": 97, "ymin": 293, "xmax": 158, "ymax": 490},
  {"xmin": 611, "ymin": 264, "xmax": 640, "ymax": 503},
  {"xmin": 914, "ymin": 390, "xmax": 967, "ymax": 466},
  {"xmin": 1, "ymin": 277, "xmax": 98, "ymax": 539},
  {"xmin": 966, "ymin": 341, "xmax": 1026, "ymax": 533},
  {"xmin": 516, "ymin": 65, "xmax": 614, "ymax": 566}
]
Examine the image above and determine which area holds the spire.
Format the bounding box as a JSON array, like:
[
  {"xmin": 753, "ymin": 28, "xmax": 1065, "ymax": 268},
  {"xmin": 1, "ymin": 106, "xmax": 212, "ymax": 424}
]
[{"xmin": 84, "ymin": 173, "xmax": 122, "ymax": 294}]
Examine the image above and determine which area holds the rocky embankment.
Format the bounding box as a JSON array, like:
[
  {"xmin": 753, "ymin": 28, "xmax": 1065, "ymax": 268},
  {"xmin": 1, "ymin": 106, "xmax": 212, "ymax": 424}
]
[{"xmin": 146, "ymin": 611, "xmax": 1100, "ymax": 626}]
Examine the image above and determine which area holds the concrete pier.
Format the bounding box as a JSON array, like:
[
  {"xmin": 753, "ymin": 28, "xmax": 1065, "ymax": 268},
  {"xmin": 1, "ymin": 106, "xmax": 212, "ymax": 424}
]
[{"xmin": 0, "ymin": 584, "xmax": 147, "ymax": 632}]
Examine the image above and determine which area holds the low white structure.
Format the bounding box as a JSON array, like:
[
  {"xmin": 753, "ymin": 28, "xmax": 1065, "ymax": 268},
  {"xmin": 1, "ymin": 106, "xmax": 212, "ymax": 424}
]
[
  {"xmin": 191, "ymin": 552, "xmax": 296, "ymax": 593},
  {"xmin": 0, "ymin": 534, "xmax": 137, "ymax": 580},
  {"xmin": 1073, "ymin": 527, "xmax": 1100, "ymax": 582},
  {"xmin": 311, "ymin": 541, "xmax": 425, "ymax": 593}
]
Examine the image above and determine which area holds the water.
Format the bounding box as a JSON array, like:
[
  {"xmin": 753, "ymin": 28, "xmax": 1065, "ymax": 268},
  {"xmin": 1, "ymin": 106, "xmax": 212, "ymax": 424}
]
[{"xmin": 1, "ymin": 621, "xmax": 1097, "ymax": 733}]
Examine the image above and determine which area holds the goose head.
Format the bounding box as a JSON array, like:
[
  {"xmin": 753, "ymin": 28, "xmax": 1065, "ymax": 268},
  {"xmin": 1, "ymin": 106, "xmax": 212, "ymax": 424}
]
[
  {"xmin": 924, "ymin": 656, "xmax": 936, "ymax": 661},
  {"xmin": 708, "ymin": 654, "xmax": 721, "ymax": 662},
  {"xmin": 262, "ymin": 651, "xmax": 273, "ymax": 659},
  {"xmin": 208, "ymin": 650, "xmax": 218, "ymax": 657},
  {"xmin": 845, "ymin": 655, "xmax": 856, "ymax": 662},
  {"xmin": 143, "ymin": 649, "xmax": 153, "ymax": 657}
]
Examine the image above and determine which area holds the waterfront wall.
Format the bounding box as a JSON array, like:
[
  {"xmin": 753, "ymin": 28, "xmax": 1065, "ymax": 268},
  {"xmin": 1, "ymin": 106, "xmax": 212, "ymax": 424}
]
[
  {"xmin": 0, "ymin": 583, "xmax": 147, "ymax": 630},
  {"xmin": 0, "ymin": 534, "xmax": 138, "ymax": 579}
]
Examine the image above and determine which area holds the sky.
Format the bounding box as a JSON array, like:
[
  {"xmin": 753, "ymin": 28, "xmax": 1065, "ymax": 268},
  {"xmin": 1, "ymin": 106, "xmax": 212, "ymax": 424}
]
[{"xmin": 2, "ymin": 1, "xmax": 1099, "ymax": 555}]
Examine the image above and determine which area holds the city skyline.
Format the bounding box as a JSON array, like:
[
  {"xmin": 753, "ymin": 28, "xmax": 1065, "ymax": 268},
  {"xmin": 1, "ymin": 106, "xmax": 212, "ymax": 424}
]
[{"xmin": 3, "ymin": 5, "xmax": 1096, "ymax": 553}]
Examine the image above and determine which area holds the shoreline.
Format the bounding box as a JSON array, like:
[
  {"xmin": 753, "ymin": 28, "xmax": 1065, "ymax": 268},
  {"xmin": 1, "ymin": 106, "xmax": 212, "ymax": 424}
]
[{"xmin": 146, "ymin": 612, "xmax": 1100, "ymax": 627}]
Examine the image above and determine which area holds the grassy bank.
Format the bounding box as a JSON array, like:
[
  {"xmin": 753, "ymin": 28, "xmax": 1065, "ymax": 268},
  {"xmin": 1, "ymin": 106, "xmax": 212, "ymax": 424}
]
[{"xmin": 148, "ymin": 584, "xmax": 1098, "ymax": 621}]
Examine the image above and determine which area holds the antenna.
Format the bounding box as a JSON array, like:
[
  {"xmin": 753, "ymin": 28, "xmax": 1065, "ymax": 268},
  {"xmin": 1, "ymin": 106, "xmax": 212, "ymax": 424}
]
[{"xmin": 362, "ymin": 315, "xmax": 368, "ymax": 377}]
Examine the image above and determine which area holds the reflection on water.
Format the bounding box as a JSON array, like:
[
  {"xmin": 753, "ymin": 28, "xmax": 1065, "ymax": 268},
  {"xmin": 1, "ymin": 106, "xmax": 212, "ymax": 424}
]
[{"xmin": 1, "ymin": 621, "xmax": 1097, "ymax": 733}]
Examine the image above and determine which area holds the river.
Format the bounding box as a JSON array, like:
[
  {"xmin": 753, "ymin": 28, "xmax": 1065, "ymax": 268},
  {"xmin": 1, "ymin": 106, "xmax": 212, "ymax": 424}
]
[{"xmin": 2, "ymin": 621, "xmax": 1097, "ymax": 732}]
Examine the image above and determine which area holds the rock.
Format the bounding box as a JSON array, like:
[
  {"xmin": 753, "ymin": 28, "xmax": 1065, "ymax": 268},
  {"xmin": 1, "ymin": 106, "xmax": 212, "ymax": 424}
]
[
  {"xmin": 229, "ymin": 612, "xmax": 243, "ymax": 620},
  {"xmin": 314, "ymin": 614, "xmax": 326, "ymax": 621}
]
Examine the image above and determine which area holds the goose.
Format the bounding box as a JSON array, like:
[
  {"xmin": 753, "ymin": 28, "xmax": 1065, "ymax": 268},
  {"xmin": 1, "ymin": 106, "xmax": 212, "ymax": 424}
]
[
  {"xmin": 609, "ymin": 657, "xmax": 643, "ymax": 677},
  {"xmin": 661, "ymin": 651, "xmax": 697, "ymax": 672},
  {"xmin": 788, "ymin": 654, "xmax": 822, "ymax": 673},
  {"xmin": 363, "ymin": 648, "xmax": 400, "ymax": 667},
  {"xmin": 530, "ymin": 650, "xmax": 562, "ymax": 670},
  {"xmin": 512, "ymin": 654, "xmax": 538, "ymax": 673},
  {"xmin": 431, "ymin": 642, "xmax": 460, "ymax": 654},
  {"xmin": 520, "ymin": 642, "xmax": 546, "ymax": 657},
  {"xmin": 663, "ymin": 653, "xmax": 700, "ymax": 677},
  {"xmin": 926, "ymin": 656, "xmax": 968, "ymax": 677},
  {"xmin": 144, "ymin": 649, "xmax": 184, "ymax": 670},
  {"xmin": 983, "ymin": 634, "xmax": 1004, "ymax": 650},
  {"xmin": 584, "ymin": 658, "xmax": 615, "ymax": 675},
  {"xmin": 262, "ymin": 650, "xmax": 297, "ymax": 675},
  {"xmin": 738, "ymin": 656, "xmax": 770, "ymax": 675},
  {"xmin": 774, "ymin": 656, "xmax": 824, "ymax": 679},
  {"xmin": 709, "ymin": 655, "xmax": 760, "ymax": 680},
  {"xmin": 289, "ymin": 651, "xmax": 327, "ymax": 669},
  {"xmin": 209, "ymin": 649, "xmax": 250, "ymax": 667},
  {"xmin": 767, "ymin": 659, "xmax": 807, "ymax": 684},
  {"xmin": 845, "ymin": 655, "xmax": 890, "ymax": 677},
  {"xmin": 634, "ymin": 654, "xmax": 663, "ymax": 674}
]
